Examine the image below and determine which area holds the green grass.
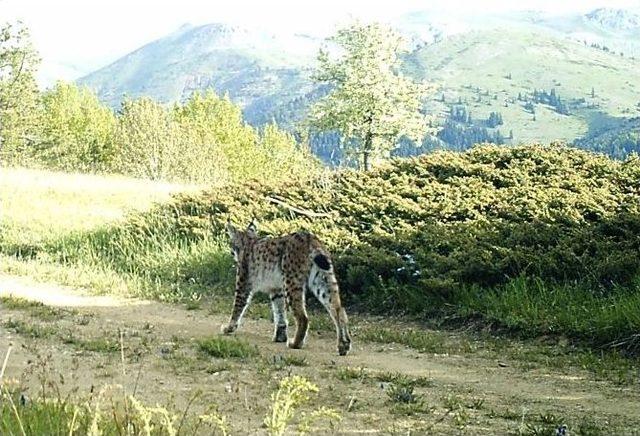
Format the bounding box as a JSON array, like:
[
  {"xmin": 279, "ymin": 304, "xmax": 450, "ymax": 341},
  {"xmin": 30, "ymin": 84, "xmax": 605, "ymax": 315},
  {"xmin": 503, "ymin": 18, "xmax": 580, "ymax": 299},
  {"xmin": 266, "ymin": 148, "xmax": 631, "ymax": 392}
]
[
  {"xmin": 0, "ymin": 165, "xmax": 232, "ymax": 301},
  {"xmin": 375, "ymin": 372, "xmax": 435, "ymax": 388},
  {"xmin": 386, "ymin": 379, "xmax": 423, "ymax": 405},
  {"xmin": 279, "ymin": 354, "xmax": 308, "ymax": 367},
  {"xmin": 0, "ymin": 370, "xmax": 338, "ymax": 435},
  {"xmin": 455, "ymin": 276, "xmax": 640, "ymax": 347},
  {"xmin": 61, "ymin": 335, "xmax": 120, "ymax": 353},
  {"xmin": 3, "ymin": 148, "xmax": 640, "ymax": 358},
  {"xmin": 0, "ymin": 166, "xmax": 191, "ymax": 239},
  {"xmin": 335, "ymin": 366, "xmax": 368, "ymax": 382},
  {"xmin": 410, "ymin": 27, "xmax": 640, "ymax": 144},
  {"xmin": 2, "ymin": 319, "xmax": 56, "ymax": 339},
  {"xmin": 358, "ymin": 326, "xmax": 467, "ymax": 354},
  {"xmin": 197, "ymin": 336, "xmax": 258, "ymax": 360},
  {"xmin": 0, "ymin": 295, "xmax": 68, "ymax": 321},
  {"xmin": 0, "ymin": 382, "xmax": 227, "ymax": 435},
  {"xmin": 0, "ymin": 395, "xmax": 97, "ymax": 435},
  {"xmin": 3, "ymin": 164, "xmax": 639, "ymax": 434}
]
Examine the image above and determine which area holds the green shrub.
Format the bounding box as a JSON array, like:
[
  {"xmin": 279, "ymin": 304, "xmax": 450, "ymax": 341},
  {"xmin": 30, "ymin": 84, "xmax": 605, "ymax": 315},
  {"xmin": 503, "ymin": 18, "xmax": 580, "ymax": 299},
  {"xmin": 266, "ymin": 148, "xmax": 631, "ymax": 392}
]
[
  {"xmin": 17, "ymin": 144, "xmax": 640, "ymax": 347},
  {"xmin": 101, "ymin": 144, "xmax": 639, "ymax": 293}
]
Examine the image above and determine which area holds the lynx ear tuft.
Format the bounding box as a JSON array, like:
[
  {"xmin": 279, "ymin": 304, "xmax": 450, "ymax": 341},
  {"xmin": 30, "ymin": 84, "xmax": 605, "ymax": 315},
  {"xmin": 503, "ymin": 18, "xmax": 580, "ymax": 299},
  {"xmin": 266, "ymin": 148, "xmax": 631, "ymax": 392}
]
[{"xmin": 247, "ymin": 218, "xmax": 258, "ymax": 235}]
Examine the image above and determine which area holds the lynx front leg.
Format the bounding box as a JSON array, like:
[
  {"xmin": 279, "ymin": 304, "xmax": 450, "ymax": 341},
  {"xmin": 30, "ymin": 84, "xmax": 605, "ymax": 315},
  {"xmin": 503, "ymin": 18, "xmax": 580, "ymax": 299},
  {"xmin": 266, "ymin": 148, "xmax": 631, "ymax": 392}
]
[
  {"xmin": 221, "ymin": 287, "xmax": 253, "ymax": 334},
  {"xmin": 270, "ymin": 291, "xmax": 288, "ymax": 343}
]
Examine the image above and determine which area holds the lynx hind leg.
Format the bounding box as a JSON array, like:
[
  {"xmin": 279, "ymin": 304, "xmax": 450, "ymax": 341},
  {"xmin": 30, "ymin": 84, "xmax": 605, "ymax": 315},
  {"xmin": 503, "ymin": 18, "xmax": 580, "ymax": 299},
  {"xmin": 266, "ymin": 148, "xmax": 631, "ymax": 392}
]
[
  {"xmin": 309, "ymin": 267, "xmax": 351, "ymax": 356},
  {"xmin": 286, "ymin": 286, "xmax": 309, "ymax": 349},
  {"xmin": 270, "ymin": 291, "xmax": 288, "ymax": 343}
]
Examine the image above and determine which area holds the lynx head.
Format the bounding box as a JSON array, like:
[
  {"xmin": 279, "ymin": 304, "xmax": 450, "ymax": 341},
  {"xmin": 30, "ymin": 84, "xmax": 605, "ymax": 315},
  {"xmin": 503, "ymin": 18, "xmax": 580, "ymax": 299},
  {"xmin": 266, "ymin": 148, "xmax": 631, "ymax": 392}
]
[{"xmin": 226, "ymin": 219, "xmax": 258, "ymax": 261}]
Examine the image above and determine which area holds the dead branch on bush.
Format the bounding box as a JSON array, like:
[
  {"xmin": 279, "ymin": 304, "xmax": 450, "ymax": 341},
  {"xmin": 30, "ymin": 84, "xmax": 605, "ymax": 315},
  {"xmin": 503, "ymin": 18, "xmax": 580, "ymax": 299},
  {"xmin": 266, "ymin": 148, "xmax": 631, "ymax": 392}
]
[{"xmin": 266, "ymin": 196, "xmax": 333, "ymax": 219}]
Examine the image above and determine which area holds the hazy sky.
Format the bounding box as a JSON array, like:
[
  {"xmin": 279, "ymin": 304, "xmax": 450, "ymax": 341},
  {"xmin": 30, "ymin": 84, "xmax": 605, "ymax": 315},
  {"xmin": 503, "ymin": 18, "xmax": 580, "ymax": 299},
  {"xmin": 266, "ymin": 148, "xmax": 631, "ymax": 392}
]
[{"xmin": 2, "ymin": 0, "xmax": 640, "ymax": 85}]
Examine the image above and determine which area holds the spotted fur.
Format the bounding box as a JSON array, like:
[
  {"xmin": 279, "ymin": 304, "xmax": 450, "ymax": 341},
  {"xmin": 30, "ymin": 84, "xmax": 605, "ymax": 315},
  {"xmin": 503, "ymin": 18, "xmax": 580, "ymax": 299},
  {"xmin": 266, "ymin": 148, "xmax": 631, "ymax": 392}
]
[{"xmin": 222, "ymin": 221, "xmax": 352, "ymax": 356}]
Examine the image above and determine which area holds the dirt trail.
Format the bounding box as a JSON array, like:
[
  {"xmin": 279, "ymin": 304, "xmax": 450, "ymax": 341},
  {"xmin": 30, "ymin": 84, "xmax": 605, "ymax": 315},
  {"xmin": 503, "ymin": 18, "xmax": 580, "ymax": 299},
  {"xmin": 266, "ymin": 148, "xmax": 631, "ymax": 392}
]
[{"xmin": 1, "ymin": 274, "xmax": 639, "ymax": 434}]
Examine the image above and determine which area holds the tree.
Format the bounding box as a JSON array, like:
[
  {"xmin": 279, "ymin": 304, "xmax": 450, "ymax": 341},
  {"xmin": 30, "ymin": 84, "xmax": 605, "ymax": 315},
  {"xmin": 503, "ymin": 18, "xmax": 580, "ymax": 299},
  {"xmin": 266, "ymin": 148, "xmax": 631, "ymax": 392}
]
[
  {"xmin": 38, "ymin": 82, "xmax": 116, "ymax": 171},
  {"xmin": 174, "ymin": 90, "xmax": 317, "ymax": 183},
  {"xmin": 112, "ymin": 91, "xmax": 317, "ymax": 184},
  {"xmin": 174, "ymin": 90, "xmax": 253, "ymax": 181},
  {"xmin": 0, "ymin": 22, "xmax": 40, "ymax": 164},
  {"xmin": 308, "ymin": 22, "xmax": 430, "ymax": 170},
  {"xmin": 114, "ymin": 97, "xmax": 186, "ymax": 180},
  {"xmin": 486, "ymin": 111, "xmax": 503, "ymax": 128}
]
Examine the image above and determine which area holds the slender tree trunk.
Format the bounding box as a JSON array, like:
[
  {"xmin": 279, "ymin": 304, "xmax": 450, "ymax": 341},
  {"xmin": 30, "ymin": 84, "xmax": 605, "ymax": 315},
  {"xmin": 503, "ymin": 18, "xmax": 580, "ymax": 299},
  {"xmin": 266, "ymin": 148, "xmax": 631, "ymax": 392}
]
[
  {"xmin": 362, "ymin": 134, "xmax": 373, "ymax": 171},
  {"xmin": 363, "ymin": 151, "xmax": 370, "ymax": 171},
  {"xmin": 362, "ymin": 119, "xmax": 373, "ymax": 171}
]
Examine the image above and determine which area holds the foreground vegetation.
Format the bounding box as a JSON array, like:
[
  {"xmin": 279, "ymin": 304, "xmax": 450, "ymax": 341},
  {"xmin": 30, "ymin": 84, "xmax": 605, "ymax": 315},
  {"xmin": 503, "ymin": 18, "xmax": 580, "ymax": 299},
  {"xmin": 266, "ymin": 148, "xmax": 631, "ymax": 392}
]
[
  {"xmin": 2, "ymin": 145, "xmax": 640, "ymax": 434},
  {"xmin": 0, "ymin": 341, "xmax": 329, "ymax": 436},
  {"xmin": 2, "ymin": 288, "xmax": 639, "ymax": 435}
]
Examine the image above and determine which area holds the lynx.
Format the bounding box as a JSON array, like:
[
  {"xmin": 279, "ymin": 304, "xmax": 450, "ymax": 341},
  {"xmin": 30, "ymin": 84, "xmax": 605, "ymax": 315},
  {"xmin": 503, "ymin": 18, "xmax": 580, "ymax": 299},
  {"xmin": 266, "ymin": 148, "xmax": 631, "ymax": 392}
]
[{"xmin": 222, "ymin": 221, "xmax": 351, "ymax": 356}]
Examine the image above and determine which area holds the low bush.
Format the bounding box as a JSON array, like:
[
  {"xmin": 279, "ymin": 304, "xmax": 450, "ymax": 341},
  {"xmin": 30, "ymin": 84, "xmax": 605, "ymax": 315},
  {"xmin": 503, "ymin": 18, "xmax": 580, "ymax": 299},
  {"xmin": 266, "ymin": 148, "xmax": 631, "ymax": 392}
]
[
  {"xmin": 96, "ymin": 144, "xmax": 639, "ymax": 291},
  {"xmin": 10, "ymin": 144, "xmax": 640, "ymax": 348}
]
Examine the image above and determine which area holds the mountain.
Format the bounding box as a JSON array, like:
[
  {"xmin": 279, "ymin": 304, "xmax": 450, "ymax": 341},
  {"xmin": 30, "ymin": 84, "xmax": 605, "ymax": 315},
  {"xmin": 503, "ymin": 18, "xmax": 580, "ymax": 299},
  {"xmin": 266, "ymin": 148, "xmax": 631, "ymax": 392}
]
[
  {"xmin": 78, "ymin": 8, "xmax": 640, "ymax": 158},
  {"xmin": 585, "ymin": 8, "xmax": 640, "ymax": 34},
  {"xmin": 77, "ymin": 23, "xmax": 320, "ymax": 124},
  {"xmin": 519, "ymin": 8, "xmax": 640, "ymax": 59},
  {"xmin": 406, "ymin": 26, "xmax": 640, "ymax": 144}
]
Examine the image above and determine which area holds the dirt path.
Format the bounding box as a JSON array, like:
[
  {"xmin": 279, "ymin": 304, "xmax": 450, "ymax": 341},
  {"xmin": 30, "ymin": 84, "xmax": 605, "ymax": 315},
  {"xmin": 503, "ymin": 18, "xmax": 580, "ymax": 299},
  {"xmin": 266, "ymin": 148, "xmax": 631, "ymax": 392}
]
[{"xmin": 1, "ymin": 274, "xmax": 639, "ymax": 434}]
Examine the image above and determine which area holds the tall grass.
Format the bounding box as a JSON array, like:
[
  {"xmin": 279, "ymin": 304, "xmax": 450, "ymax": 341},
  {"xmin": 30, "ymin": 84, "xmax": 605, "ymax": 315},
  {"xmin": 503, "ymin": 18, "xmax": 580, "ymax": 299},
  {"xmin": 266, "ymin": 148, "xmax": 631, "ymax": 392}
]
[
  {"xmin": 0, "ymin": 166, "xmax": 229, "ymax": 299},
  {"xmin": 0, "ymin": 166, "xmax": 193, "ymax": 235},
  {"xmin": 455, "ymin": 277, "xmax": 640, "ymax": 348},
  {"xmin": 0, "ymin": 347, "xmax": 328, "ymax": 436}
]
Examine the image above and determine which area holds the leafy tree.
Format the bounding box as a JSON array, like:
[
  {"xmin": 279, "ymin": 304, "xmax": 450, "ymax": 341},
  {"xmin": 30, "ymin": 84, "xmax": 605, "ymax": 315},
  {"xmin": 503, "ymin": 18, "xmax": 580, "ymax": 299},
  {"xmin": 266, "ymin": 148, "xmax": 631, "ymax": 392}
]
[
  {"xmin": 114, "ymin": 97, "xmax": 188, "ymax": 181},
  {"xmin": 38, "ymin": 82, "xmax": 116, "ymax": 171},
  {"xmin": 112, "ymin": 91, "xmax": 317, "ymax": 183},
  {"xmin": 0, "ymin": 22, "xmax": 40, "ymax": 164},
  {"xmin": 174, "ymin": 90, "xmax": 317, "ymax": 183},
  {"xmin": 255, "ymin": 123, "xmax": 318, "ymax": 181},
  {"xmin": 174, "ymin": 90, "xmax": 255, "ymax": 181},
  {"xmin": 308, "ymin": 22, "xmax": 430, "ymax": 170}
]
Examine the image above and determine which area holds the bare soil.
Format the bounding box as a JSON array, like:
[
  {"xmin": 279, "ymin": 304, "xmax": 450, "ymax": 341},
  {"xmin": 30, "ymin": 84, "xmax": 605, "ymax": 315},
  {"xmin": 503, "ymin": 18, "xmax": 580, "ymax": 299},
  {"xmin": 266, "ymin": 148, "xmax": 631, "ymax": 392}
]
[{"xmin": 1, "ymin": 274, "xmax": 638, "ymax": 435}]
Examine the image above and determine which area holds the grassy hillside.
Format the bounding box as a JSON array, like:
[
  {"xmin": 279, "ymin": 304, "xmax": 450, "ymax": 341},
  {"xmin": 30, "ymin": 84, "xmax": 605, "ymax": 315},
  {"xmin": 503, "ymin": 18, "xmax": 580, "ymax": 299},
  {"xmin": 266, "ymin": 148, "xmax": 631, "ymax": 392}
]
[
  {"xmin": 0, "ymin": 167, "xmax": 195, "ymax": 236},
  {"xmin": 410, "ymin": 27, "xmax": 640, "ymax": 144},
  {"xmin": 0, "ymin": 166, "xmax": 198, "ymax": 293},
  {"xmin": 5, "ymin": 145, "xmax": 638, "ymax": 351},
  {"xmin": 575, "ymin": 116, "xmax": 640, "ymax": 158}
]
